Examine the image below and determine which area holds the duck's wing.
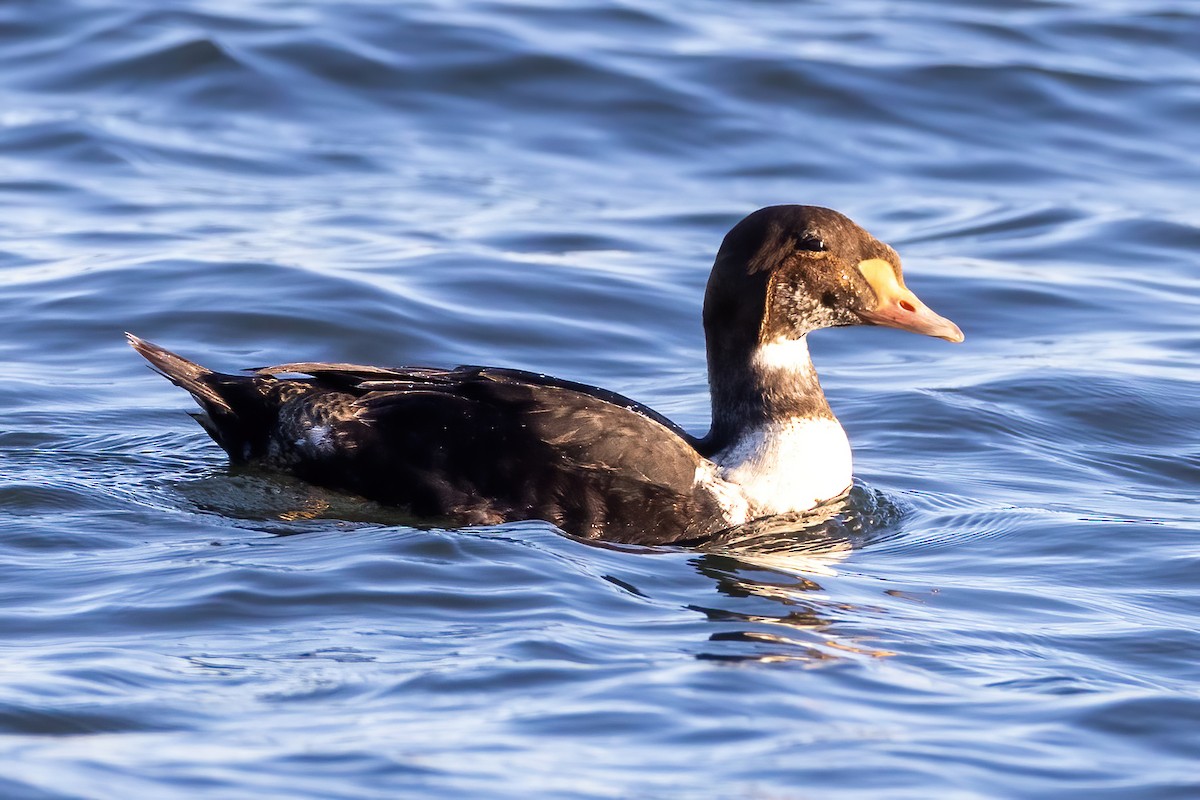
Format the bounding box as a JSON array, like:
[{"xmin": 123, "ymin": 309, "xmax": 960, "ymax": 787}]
[{"xmin": 263, "ymin": 364, "xmax": 721, "ymax": 544}]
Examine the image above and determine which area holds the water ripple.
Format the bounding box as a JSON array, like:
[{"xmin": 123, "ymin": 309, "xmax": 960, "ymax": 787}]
[{"xmin": 2, "ymin": 0, "xmax": 1200, "ymax": 797}]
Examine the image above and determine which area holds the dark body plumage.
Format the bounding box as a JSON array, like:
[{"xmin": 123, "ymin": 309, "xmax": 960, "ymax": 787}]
[
  {"xmin": 130, "ymin": 340, "xmax": 725, "ymax": 544},
  {"xmin": 131, "ymin": 205, "xmax": 963, "ymax": 545}
]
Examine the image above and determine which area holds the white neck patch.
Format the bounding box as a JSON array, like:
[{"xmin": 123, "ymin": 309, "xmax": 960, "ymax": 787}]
[
  {"xmin": 751, "ymin": 336, "xmax": 817, "ymax": 375},
  {"xmin": 698, "ymin": 334, "xmax": 851, "ymax": 525}
]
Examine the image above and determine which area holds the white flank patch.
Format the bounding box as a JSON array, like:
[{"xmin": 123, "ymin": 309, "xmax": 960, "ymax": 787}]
[
  {"xmin": 695, "ymin": 461, "xmax": 751, "ymax": 525},
  {"xmin": 702, "ymin": 417, "xmax": 852, "ymax": 523},
  {"xmin": 303, "ymin": 425, "xmax": 334, "ymax": 455}
]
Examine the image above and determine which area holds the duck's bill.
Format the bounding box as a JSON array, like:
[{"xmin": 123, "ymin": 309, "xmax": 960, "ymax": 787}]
[
  {"xmin": 855, "ymin": 258, "xmax": 964, "ymax": 343},
  {"xmin": 857, "ymin": 300, "xmax": 964, "ymax": 342}
]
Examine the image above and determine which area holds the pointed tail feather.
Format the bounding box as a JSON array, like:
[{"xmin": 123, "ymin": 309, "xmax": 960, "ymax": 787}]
[
  {"xmin": 126, "ymin": 333, "xmax": 233, "ymax": 413},
  {"xmin": 127, "ymin": 333, "xmax": 277, "ymax": 461}
]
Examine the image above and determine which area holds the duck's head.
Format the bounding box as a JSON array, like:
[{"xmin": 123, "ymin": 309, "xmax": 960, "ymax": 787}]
[{"xmin": 703, "ymin": 205, "xmax": 963, "ymax": 353}]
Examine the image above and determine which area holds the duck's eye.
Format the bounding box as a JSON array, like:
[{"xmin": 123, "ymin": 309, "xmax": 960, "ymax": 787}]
[{"xmin": 796, "ymin": 234, "xmax": 827, "ymax": 252}]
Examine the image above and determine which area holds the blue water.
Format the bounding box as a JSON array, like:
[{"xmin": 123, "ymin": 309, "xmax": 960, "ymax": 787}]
[{"xmin": 3, "ymin": 1, "xmax": 1199, "ymax": 797}]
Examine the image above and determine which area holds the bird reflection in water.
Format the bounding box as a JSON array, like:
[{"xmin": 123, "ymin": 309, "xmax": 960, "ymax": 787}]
[{"xmin": 687, "ymin": 482, "xmax": 905, "ymax": 664}]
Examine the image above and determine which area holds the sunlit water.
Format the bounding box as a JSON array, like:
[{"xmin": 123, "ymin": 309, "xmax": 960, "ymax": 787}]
[{"xmin": 2, "ymin": 1, "xmax": 1199, "ymax": 797}]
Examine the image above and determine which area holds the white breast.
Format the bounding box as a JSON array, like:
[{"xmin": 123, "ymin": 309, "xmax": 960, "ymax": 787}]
[{"xmin": 700, "ymin": 417, "xmax": 853, "ymax": 525}]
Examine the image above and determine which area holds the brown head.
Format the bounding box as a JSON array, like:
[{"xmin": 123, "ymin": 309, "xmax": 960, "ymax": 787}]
[
  {"xmin": 703, "ymin": 205, "xmax": 963, "ymax": 364},
  {"xmin": 699, "ymin": 204, "xmax": 963, "ymax": 451}
]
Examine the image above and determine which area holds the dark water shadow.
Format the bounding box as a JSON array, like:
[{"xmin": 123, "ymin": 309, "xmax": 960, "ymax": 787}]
[{"xmin": 171, "ymin": 468, "xmax": 910, "ymax": 664}]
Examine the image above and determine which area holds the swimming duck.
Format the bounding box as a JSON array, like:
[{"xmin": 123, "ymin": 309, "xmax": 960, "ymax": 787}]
[{"xmin": 129, "ymin": 205, "xmax": 962, "ymax": 545}]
